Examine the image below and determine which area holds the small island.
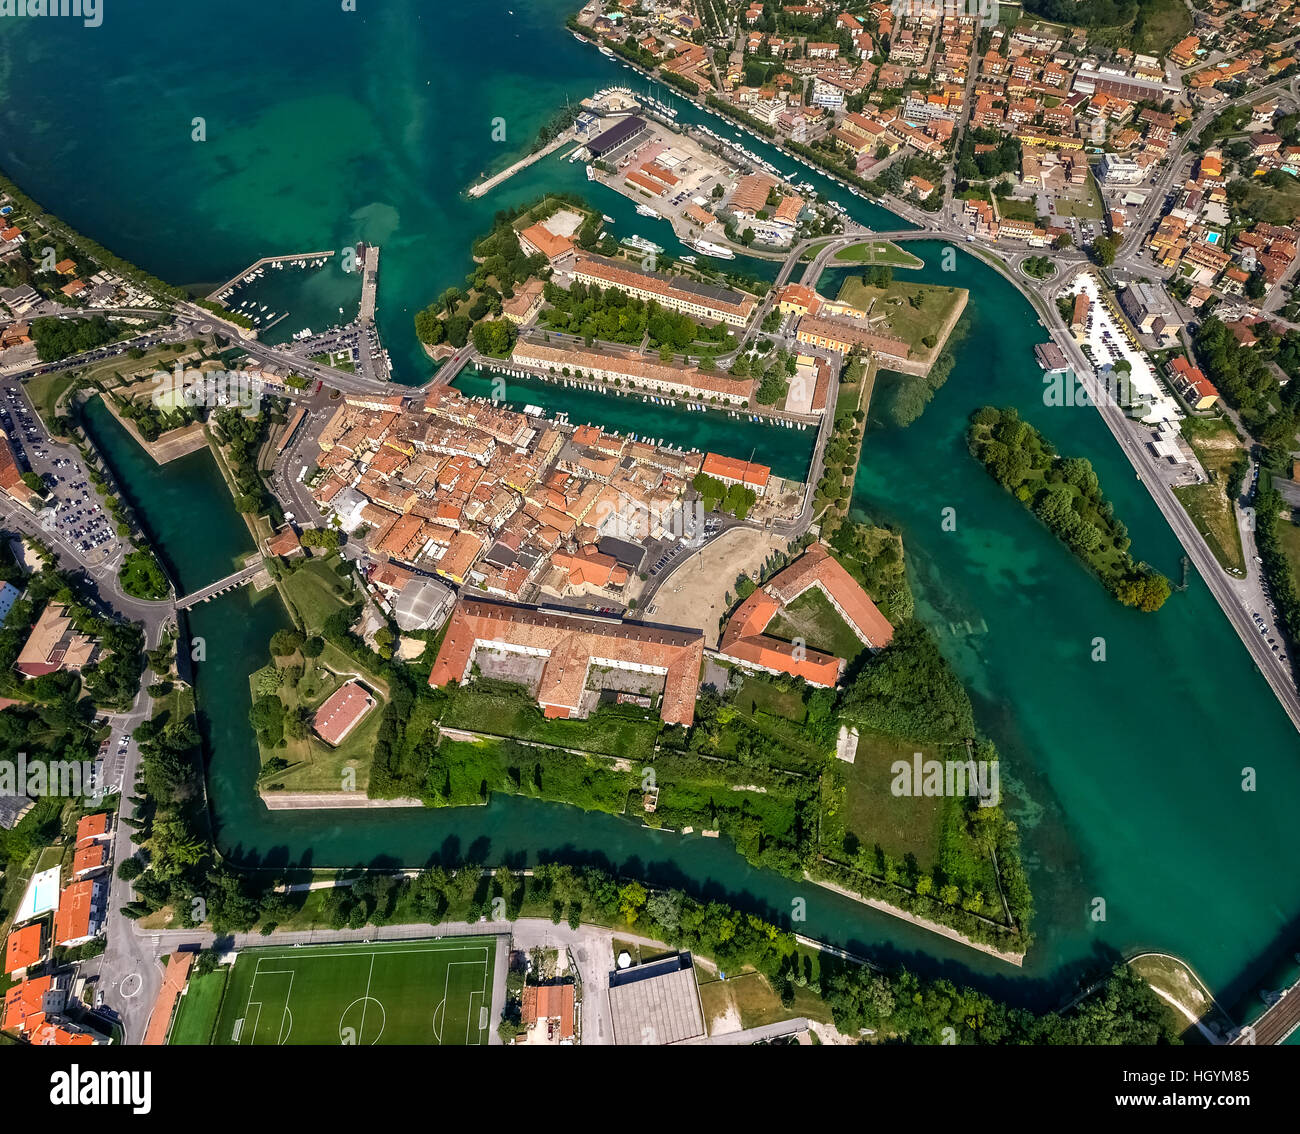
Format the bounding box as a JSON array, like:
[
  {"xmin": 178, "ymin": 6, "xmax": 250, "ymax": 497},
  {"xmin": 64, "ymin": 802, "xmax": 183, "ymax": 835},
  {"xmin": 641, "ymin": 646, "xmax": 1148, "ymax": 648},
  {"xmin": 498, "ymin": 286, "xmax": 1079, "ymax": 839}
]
[{"xmin": 967, "ymin": 407, "xmax": 1171, "ymax": 612}]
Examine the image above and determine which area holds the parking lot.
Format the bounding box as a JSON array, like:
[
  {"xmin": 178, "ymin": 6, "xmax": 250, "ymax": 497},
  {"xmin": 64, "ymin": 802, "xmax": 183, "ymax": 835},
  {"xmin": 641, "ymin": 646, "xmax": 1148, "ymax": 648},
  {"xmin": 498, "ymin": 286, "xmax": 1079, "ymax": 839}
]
[{"xmin": 1, "ymin": 382, "xmax": 127, "ymax": 569}]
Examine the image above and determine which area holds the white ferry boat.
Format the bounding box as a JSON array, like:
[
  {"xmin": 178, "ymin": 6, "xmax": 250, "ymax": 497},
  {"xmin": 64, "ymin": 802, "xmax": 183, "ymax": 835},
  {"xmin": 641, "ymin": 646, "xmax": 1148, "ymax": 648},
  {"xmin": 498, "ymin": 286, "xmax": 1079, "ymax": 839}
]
[
  {"xmin": 621, "ymin": 234, "xmax": 664, "ymax": 254},
  {"xmin": 684, "ymin": 237, "xmax": 734, "ymax": 260}
]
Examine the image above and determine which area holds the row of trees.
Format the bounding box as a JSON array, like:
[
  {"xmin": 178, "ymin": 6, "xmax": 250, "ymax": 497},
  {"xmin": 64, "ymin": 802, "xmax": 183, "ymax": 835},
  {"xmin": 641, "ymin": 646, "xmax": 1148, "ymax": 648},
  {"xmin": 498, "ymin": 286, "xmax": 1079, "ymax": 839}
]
[{"xmin": 968, "ymin": 406, "xmax": 1171, "ymax": 611}]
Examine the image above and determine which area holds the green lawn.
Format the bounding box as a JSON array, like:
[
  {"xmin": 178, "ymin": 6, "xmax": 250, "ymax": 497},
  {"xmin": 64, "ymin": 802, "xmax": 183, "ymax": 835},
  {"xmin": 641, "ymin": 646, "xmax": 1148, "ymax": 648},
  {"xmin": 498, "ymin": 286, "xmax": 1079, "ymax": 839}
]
[
  {"xmin": 819, "ymin": 729, "xmax": 1002, "ymax": 903},
  {"xmin": 733, "ymin": 675, "xmax": 807, "ymax": 722},
  {"xmin": 1174, "ymin": 483, "xmax": 1244, "ymax": 574},
  {"xmin": 168, "ymin": 969, "xmax": 229, "ymax": 1045},
  {"xmin": 995, "ymin": 197, "xmax": 1040, "ymax": 224},
  {"xmin": 831, "ymin": 241, "xmax": 924, "ymax": 269},
  {"xmin": 278, "ymin": 555, "xmax": 357, "ymax": 636},
  {"xmin": 443, "ymin": 687, "xmax": 660, "ymax": 762},
  {"xmin": 1055, "ymin": 174, "xmax": 1104, "ymax": 220},
  {"xmin": 210, "ymin": 938, "xmax": 496, "ymax": 1045},
  {"xmin": 250, "ymin": 657, "xmax": 386, "ymax": 793},
  {"xmin": 765, "ymin": 587, "xmax": 866, "ymax": 663},
  {"xmin": 833, "ymin": 277, "xmax": 966, "ymax": 362},
  {"xmin": 1177, "ymin": 419, "xmax": 1246, "ymax": 574},
  {"xmin": 1277, "ymin": 511, "xmax": 1300, "ymax": 582},
  {"xmin": 24, "ymin": 371, "xmax": 79, "ymax": 429}
]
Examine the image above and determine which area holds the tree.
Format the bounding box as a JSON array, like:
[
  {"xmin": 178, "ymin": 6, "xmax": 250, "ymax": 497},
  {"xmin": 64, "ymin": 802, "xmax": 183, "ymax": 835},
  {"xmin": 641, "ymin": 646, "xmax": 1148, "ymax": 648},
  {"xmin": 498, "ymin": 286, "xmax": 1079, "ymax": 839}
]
[
  {"xmin": 1090, "ymin": 236, "xmax": 1116, "ymax": 267},
  {"xmin": 269, "ymin": 629, "xmax": 303, "ymax": 657}
]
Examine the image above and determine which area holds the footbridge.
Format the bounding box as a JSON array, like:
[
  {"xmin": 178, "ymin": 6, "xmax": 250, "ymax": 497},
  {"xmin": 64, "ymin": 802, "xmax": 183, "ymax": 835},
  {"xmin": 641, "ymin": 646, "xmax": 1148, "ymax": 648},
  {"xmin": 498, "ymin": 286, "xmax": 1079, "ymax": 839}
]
[{"xmin": 176, "ymin": 563, "xmax": 263, "ymax": 610}]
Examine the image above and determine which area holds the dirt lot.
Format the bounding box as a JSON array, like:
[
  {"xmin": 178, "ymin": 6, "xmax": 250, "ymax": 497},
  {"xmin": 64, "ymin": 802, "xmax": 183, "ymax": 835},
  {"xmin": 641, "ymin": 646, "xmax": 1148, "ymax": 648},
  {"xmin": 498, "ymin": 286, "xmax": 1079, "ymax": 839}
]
[{"xmin": 644, "ymin": 526, "xmax": 790, "ymax": 645}]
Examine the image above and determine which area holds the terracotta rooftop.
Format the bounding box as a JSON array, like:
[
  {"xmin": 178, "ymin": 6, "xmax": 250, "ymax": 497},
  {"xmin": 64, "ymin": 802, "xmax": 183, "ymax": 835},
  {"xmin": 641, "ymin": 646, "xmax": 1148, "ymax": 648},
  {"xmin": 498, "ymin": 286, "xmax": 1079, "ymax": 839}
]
[
  {"xmin": 16, "ymin": 603, "xmax": 98, "ymax": 678},
  {"xmin": 522, "ymin": 983, "xmax": 575, "ymax": 1039},
  {"xmin": 75, "ymin": 812, "xmax": 110, "ymax": 845},
  {"xmin": 312, "ymin": 680, "xmax": 376, "ymax": 746},
  {"xmin": 4, "ymin": 923, "xmax": 42, "ymax": 974},
  {"xmin": 54, "ymin": 879, "xmax": 101, "ymax": 946},
  {"xmin": 719, "ymin": 545, "xmax": 893, "ymax": 686},
  {"xmin": 429, "ymin": 598, "xmax": 704, "ymax": 726}
]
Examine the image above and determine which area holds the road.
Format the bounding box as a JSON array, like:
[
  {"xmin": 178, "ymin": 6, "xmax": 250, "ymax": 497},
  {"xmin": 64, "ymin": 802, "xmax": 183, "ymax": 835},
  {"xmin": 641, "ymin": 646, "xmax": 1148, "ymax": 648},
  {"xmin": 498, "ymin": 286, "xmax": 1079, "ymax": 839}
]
[{"xmin": 1042, "ymin": 295, "xmax": 1300, "ymax": 731}]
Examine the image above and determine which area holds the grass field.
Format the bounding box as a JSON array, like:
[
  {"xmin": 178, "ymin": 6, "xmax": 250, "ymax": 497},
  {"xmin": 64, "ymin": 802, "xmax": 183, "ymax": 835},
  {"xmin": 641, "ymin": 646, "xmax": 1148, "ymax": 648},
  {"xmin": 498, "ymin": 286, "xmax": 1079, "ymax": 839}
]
[
  {"xmin": 995, "ymin": 196, "xmax": 1040, "ymax": 224},
  {"xmin": 765, "ymin": 587, "xmax": 866, "ymax": 663},
  {"xmin": 24, "ymin": 371, "xmax": 79, "ymax": 429},
  {"xmin": 833, "ymin": 277, "xmax": 966, "ymax": 363},
  {"xmin": 169, "ymin": 969, "xmax": 229, "ymax": 1045},
  {"xmin": 1277, "ymin": 511, "xmax": 1300, "ymax": 583},
  {"xmin": 830, "ymin": 240, "xmax": 923, "ymax": 268},
  {"xmin": 1177, "ymin": 418, "xmax": 1246, "ymax": 574},
  {"xmin": 734, "ymin": 674, "xmax": 806, "ymax": 722},
  {"xmin": 1054, "ymin": 173, "xmax": 1105, "ymax": 221},
  {"xmin": 1174, "ymin": 484, "xmax": 1244, "ymax": 574},
  {"xmin": 279, "ymin": 555, "xmax": 358, "ymax": 636},
  {"xmin": 249, "ymin": 657, "xmax": 385, "ymax": 792},
  {"xmin": 211, "ymin": 938, "xmax": 496, "ymax": 1046},
  {"xmin": 443, "ymin": 686, "xmax": 660, "ymax": 762}
]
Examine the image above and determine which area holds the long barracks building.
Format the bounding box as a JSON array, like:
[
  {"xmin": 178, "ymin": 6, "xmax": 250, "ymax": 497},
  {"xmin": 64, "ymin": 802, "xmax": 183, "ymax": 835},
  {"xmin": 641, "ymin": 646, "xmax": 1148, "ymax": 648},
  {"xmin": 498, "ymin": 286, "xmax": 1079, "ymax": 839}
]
[
  {"xmin": 572, "ymin": 254, "xmax": 757, "ymax": 327},
  {"xmin": 509, "ymin": 340, "xmax": 756, "ymax": 405},
  {"xmin": 794, "ymin": 314, "xmax": 910, "ymax": 364}
]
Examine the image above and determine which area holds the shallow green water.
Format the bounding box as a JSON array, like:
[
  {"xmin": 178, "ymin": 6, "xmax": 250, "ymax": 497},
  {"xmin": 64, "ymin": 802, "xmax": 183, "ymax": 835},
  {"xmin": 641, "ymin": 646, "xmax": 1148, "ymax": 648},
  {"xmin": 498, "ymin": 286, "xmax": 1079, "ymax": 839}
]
[{"xmin": 80, "ymin": 398, "xmax": 253, "ymax": 593}]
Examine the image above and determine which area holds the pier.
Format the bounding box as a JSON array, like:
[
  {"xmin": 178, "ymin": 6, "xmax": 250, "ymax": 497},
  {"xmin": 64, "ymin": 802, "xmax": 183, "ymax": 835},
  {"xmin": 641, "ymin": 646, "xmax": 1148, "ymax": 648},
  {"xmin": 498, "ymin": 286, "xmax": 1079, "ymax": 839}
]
[
  {"xmin": 359, "ymin": 243, "xmax": 380, "ymax": 326},
  {"xmin": 205, "ymin": 249, "xmax": 336, "ymax": 302},
  {"xmin": 466, "ymin": 128, "xmax": 576, "ymax": 198}
]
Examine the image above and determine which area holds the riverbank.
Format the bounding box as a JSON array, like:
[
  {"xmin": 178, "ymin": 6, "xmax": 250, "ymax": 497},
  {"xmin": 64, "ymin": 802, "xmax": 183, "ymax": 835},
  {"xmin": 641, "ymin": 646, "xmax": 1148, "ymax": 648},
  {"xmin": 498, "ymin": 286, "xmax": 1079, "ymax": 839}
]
[
  {"xmin": 808, "ymin": 873, "xmax": 1025, "ymax": 967},
  {"xmin": 97, "ymin": 392, "xmax": 208, "ymax": 465}
]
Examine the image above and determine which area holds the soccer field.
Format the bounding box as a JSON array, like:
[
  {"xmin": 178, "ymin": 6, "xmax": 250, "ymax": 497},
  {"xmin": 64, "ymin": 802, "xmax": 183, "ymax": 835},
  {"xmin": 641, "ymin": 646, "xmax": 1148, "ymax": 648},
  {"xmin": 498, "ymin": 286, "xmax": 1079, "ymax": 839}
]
[{"xmin": 211, "ymin": 938, "xmax": 497, "ymax": 1046}]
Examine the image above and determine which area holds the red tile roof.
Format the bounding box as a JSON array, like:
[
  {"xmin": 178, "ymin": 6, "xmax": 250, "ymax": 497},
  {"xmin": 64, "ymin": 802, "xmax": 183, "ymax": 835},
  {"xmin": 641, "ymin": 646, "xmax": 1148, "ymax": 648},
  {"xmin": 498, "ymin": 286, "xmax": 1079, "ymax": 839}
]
[
  {"xmin": 429, "ymin": 598, "xmax": 704, "ymax": 726},
  {"xmin": 4, "ymin": 924, "xmax": 42, "ymax": 974},
  {"xmin": 312, "ymin": 680, "xmax": 376, "ymax": 746},
  {"xmin": 719, "ymin": 545, "xmax": 893, "ymax": 686}
]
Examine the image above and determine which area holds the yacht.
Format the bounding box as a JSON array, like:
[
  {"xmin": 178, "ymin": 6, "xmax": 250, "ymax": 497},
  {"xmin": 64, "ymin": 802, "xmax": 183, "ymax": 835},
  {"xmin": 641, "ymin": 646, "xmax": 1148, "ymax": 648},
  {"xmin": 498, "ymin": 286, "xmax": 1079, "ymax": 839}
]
[
  {"xmin": 621, "ymin": 234, "xmax": 664, "ymax": 254},
  {"xmin": 635, "ymin": 204, "xmax": 660, "ymax": 218},
  {"xmin": 683, "ymin": 237, "xmax": 734, "ymax": 260}
]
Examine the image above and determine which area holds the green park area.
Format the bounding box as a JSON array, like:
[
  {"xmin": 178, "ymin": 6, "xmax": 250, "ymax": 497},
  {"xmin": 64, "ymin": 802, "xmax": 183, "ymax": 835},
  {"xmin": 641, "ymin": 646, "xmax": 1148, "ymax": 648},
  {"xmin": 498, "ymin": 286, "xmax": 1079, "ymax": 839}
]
[
  {"xmin": 24, "ymin": 371, "xmax": 79, "ymax": 429},
  {"xmin": 830, "ymin": 241, "xmax": 923, "ymax": 268},
  {"xmin": 277, "ymin": 553, "xmax": 358, "ymax": 636},
  {"xmin": 765, "ymin": 587, "xmax": 867, "ymax": 664},
  {"xmin": 817, "ymin": 729, "xmax": 1002, "ymax": 899},
  {"xmin": 834, "ymin": 275, "xmax": 968, "ymax": 368},
  {"xmin": 249, "ymin": 658, "xmax": 384, "ymax": 793},
  {"xmin": 441, "ymin": 682, "xmax": 660, "ymax": 763},
  {"xmin": 995, "ymin": 196, "xmax": 1040, "ymax": 224},
  {"xmin": 1174, "ymin": 417, "xmax": 1247, "ymax": 575}
]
